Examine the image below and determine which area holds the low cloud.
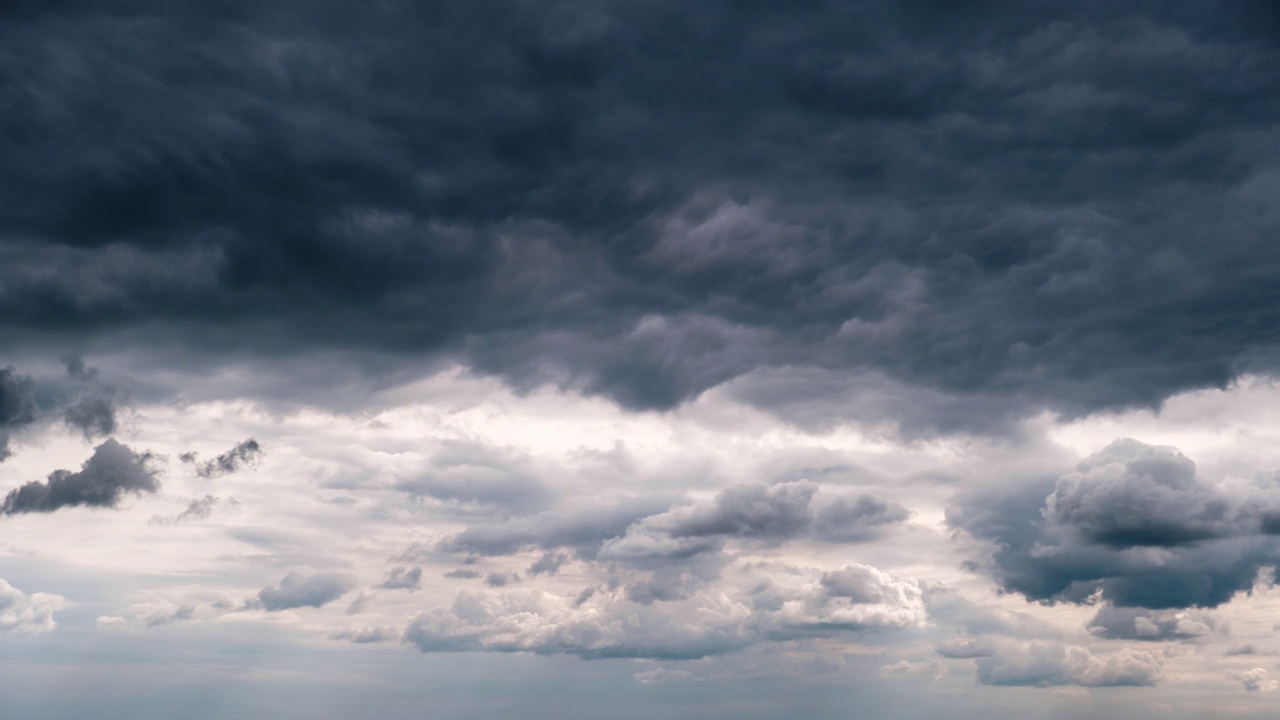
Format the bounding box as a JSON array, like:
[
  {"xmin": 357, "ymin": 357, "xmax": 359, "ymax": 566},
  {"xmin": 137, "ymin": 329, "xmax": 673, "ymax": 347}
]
[
  {"xmin": 974, "ymin": 641, "xmax": 1162, "ymax": 688},
  {"xmin": 0, "ymin": 578, "xmax": 66, "ymax": 634},
  {"xmin": 1, "ymin": 438, "xmax": 159, "ymax": 516},
  {"xmin": 949, "ymin": 439, "xmax": 1280, "ymax": 609},
  {"xmin": 253, "ymin": 572, "xmax": 357, "ymax": 611}
]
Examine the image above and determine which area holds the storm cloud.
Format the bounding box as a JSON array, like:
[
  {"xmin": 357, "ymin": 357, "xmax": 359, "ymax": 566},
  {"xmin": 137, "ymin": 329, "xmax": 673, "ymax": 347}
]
[
  {"xmin": 0, "ymin": 438, "xmax": 159, "ymax": 516},
  {"xmin": 1, "ymin": 1, "xmax": 1279, "ymax": 434},
  {"xmin": 949, "ymin": 438, "xmax": 1280, "ymax": 609},
  {"xmin": 0, "ymin": 368, "xmax": 37, "ymax": 463}
]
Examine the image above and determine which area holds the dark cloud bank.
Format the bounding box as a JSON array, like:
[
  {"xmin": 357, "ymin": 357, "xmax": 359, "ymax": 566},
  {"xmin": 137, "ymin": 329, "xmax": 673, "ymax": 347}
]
[{"xmin": 3, "ymin": 1, "xmax": 1280, "ymax": 432}]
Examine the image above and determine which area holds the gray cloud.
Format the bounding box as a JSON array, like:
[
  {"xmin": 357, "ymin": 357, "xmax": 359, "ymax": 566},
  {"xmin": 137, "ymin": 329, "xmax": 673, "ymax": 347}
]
[
  {"xmin": 2, "ymin": 2, "xmax": 1279, "ymax": 437},
  {"xmin": 394, "ymin": 441, "xmax": 552, "ymax": 513},
  {"xmin": 0, "ymin": 367, "xmax": 37, "ymax": 463},
  {"xmin": 145, "ymin": 604, "xmax": 196, "ymax": 628},
  {"xmin": 60, "ymin": 355, "xmax": 121, "ymax": 441},
  {"xmin": 191, "ymin": 438, "xmax": 263, "ymax": 479},
  {"xmin": 1, "ymin": 438, "xmax": 159, "ymax": 516},
  {"xmin": 254, "ymin": 572, "xmax": 357, "ymax": 611},
  {"xmin": 949, "ymin": 438, "xmax": 1280, "ymax": 609},
  {"xmin": 1086, "ymin": 606, "xmax": 1219, "ymax": 642},
  {"xmin": 527, "ymin": 551, "xmax": 568, "ymax": 577},
  {"xmin": 381, "ymin": 566, "xmax": 422, "ymax": 591},
  {"xmin": 599, "ymin": 481, "xmax": 910, "ymax": 563},
  {"xmin": 150, "ymin": 495, "xmax": 235, "ymax": 526}
]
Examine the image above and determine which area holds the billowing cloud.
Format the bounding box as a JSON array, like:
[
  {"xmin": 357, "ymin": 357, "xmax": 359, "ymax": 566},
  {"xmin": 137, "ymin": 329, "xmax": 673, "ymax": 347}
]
[
  {"xmin": 61, "ymin": 355, "xmax": 122, "ymax": 440},
  {"xmin": 974, "ymin": 641, "xmax": 1162, "ymax": 688},
  {"xmin": 405, "ymin": 562, "xmax": 924, "ymax": 660},
  {"xmin": 254, "ymin": 572, "xmax": 357, "ymax": 611},
  {"xmin": 1, "ymin": 438, "xmax": 159, "ymax": 516},
  {"xmin": 1086, "ymin": 606, "xmax": 1219, "ymax": 642},
  {"xmin": 0, "ymin": 578, "xmax": 66, "ymax": 634},
  {"xmin": 949, "ymin": 438, "xmax": 1280, "ymax": 609}
]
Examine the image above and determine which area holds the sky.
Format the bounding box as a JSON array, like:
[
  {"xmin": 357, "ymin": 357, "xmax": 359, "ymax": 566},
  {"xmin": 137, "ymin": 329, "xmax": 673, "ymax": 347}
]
[{"xmin": 3, "ymin": 1, "xmax": 1280, "ymax": 718}]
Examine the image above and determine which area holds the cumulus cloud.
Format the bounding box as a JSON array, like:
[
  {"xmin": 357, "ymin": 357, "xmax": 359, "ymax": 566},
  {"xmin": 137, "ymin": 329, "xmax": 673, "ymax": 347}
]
[
  {"xmin": 598, "ymin": 481, "xmax": 909, "ymax": 562},
  {"xmin": 974, "ymin": 641, "xmax": 1162, "ymax": 688},
  {"xmin": 1, "ymin": 438, "xmax": 159, "ymax": 516},
  {"xmin": 404, "ymin": 562, "xmax": 924, "ymax": 660},
  {"xmin": 0, "ymin": 578, "xmax": 66, "ymax": 634},
  {"xmin": 191, "ymin": 438, "xmax": 263, "ymax": 479},
  {"xmin": 1229, "ymin": 668, "xmax": 1278, "ymax": 692},
  {"xmin": 949, "ymin": 439, "xmax": 1280, "ymax": 609},
  {"xmin": 145, "ymin": 604, "xmax": 196, "ymax": 628},
  {"xmin": 1086, "ymin": 606, "xmax": 1219, "ymax": 642},
  {"xmin": 254, "ymin": 572, "xmax": 357, "ymax": 611}
]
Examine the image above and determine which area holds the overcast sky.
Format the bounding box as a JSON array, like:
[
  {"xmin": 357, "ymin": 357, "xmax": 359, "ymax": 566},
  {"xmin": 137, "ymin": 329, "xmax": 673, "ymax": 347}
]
[{"xmin": 3, "ymin": 1, "xmax": 1280, "ymax": 718}]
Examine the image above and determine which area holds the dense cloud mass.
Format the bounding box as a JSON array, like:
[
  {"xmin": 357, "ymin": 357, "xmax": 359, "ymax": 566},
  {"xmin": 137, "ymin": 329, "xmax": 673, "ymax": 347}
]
[
  {"xmin": 949, "ymin": 439, "xmax": 1280, "ymax": 609},
  {"xmin": 2, "ymin": 1, "xmax": 1280, "ymax": 433},
  {"xmin": 0, "ymin": 367, "xmax": 37, "ymax": 462},
  {"xmin": 0, "ymin": 438, "xmax": 159, "ymax": 515}
]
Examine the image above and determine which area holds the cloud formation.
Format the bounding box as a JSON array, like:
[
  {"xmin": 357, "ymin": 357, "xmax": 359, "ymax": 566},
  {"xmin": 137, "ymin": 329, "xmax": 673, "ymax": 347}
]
[
  {"xmin": 949, "ymin": 438, "xmax": 1280, "ymax": 609},
  {"xmin": 1, "ymin": 438, "xmax": 159, "ymax": 516},
  {"xmin": 0, "ymin": 578, "xmax": 66, "ymax": 634},
  {"xmin": 2, "ymin": 1, "xmax": 1279, "ymax": 435},
  {"xmin": 190, "ymin": 438, "xmax": 263, "ymax": 479},
  {"xmin": 254, "ymin": 572, "xmax": 357, "ymax": 611}
]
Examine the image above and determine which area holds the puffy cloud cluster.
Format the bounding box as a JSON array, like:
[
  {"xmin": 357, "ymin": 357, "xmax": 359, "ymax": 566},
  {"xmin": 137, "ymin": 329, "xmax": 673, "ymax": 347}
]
[
  {"xmin": 949, "ymin": 438, "xmax": 1280, "ymax": 609},
  {"xmin": 0, "ymin": 578, "xmax": 66, "ymax": 634},
  {"xmin": 401, "ymin": 562, "xmax": 925, "ymax": 660},
  {"xmin": 974, "ymin": 641, "xmax": 1162, "ymax": 688}
]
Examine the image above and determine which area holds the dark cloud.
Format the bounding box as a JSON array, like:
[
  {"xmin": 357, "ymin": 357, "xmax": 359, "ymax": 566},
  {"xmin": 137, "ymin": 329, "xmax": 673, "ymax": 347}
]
[
  {"xmin": 193, "ymin": 438, "xmax": 263, "ymax": 479},
  {"xmin": 3, "ymin": 2, "xmax": 1280, "ymax": 434},
  {"xmin": 0, "ymin": 367, "xmax": 37, "ymax": 462},
  {"xmin": 1, "ymin": 438, "xmax": 158, "ymax": 515},
  {"xmin": 60, "ymin": 354, "xmax": 120, "ymax": 440},
  {"xmin": 599, "ymin": 481, "xmax": 910, "ymax": 562},
  {"xmin": 485, "ymin": 571, "xmax": 521, "ymax": 588},
  {"xmin": 1086, "ymin": 606, "xmax": 1218, "ymax": 642},
  {"xmin": 381, "ymin": 566, "xmax": 422, "ymax": 591},
  {"xmin": 254, "ymin": 571, "xmax": 356, "ymax": 611},
  {"xmin": 949, "ymin": 438, "xmax": 1280, "ymax": 609}
]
